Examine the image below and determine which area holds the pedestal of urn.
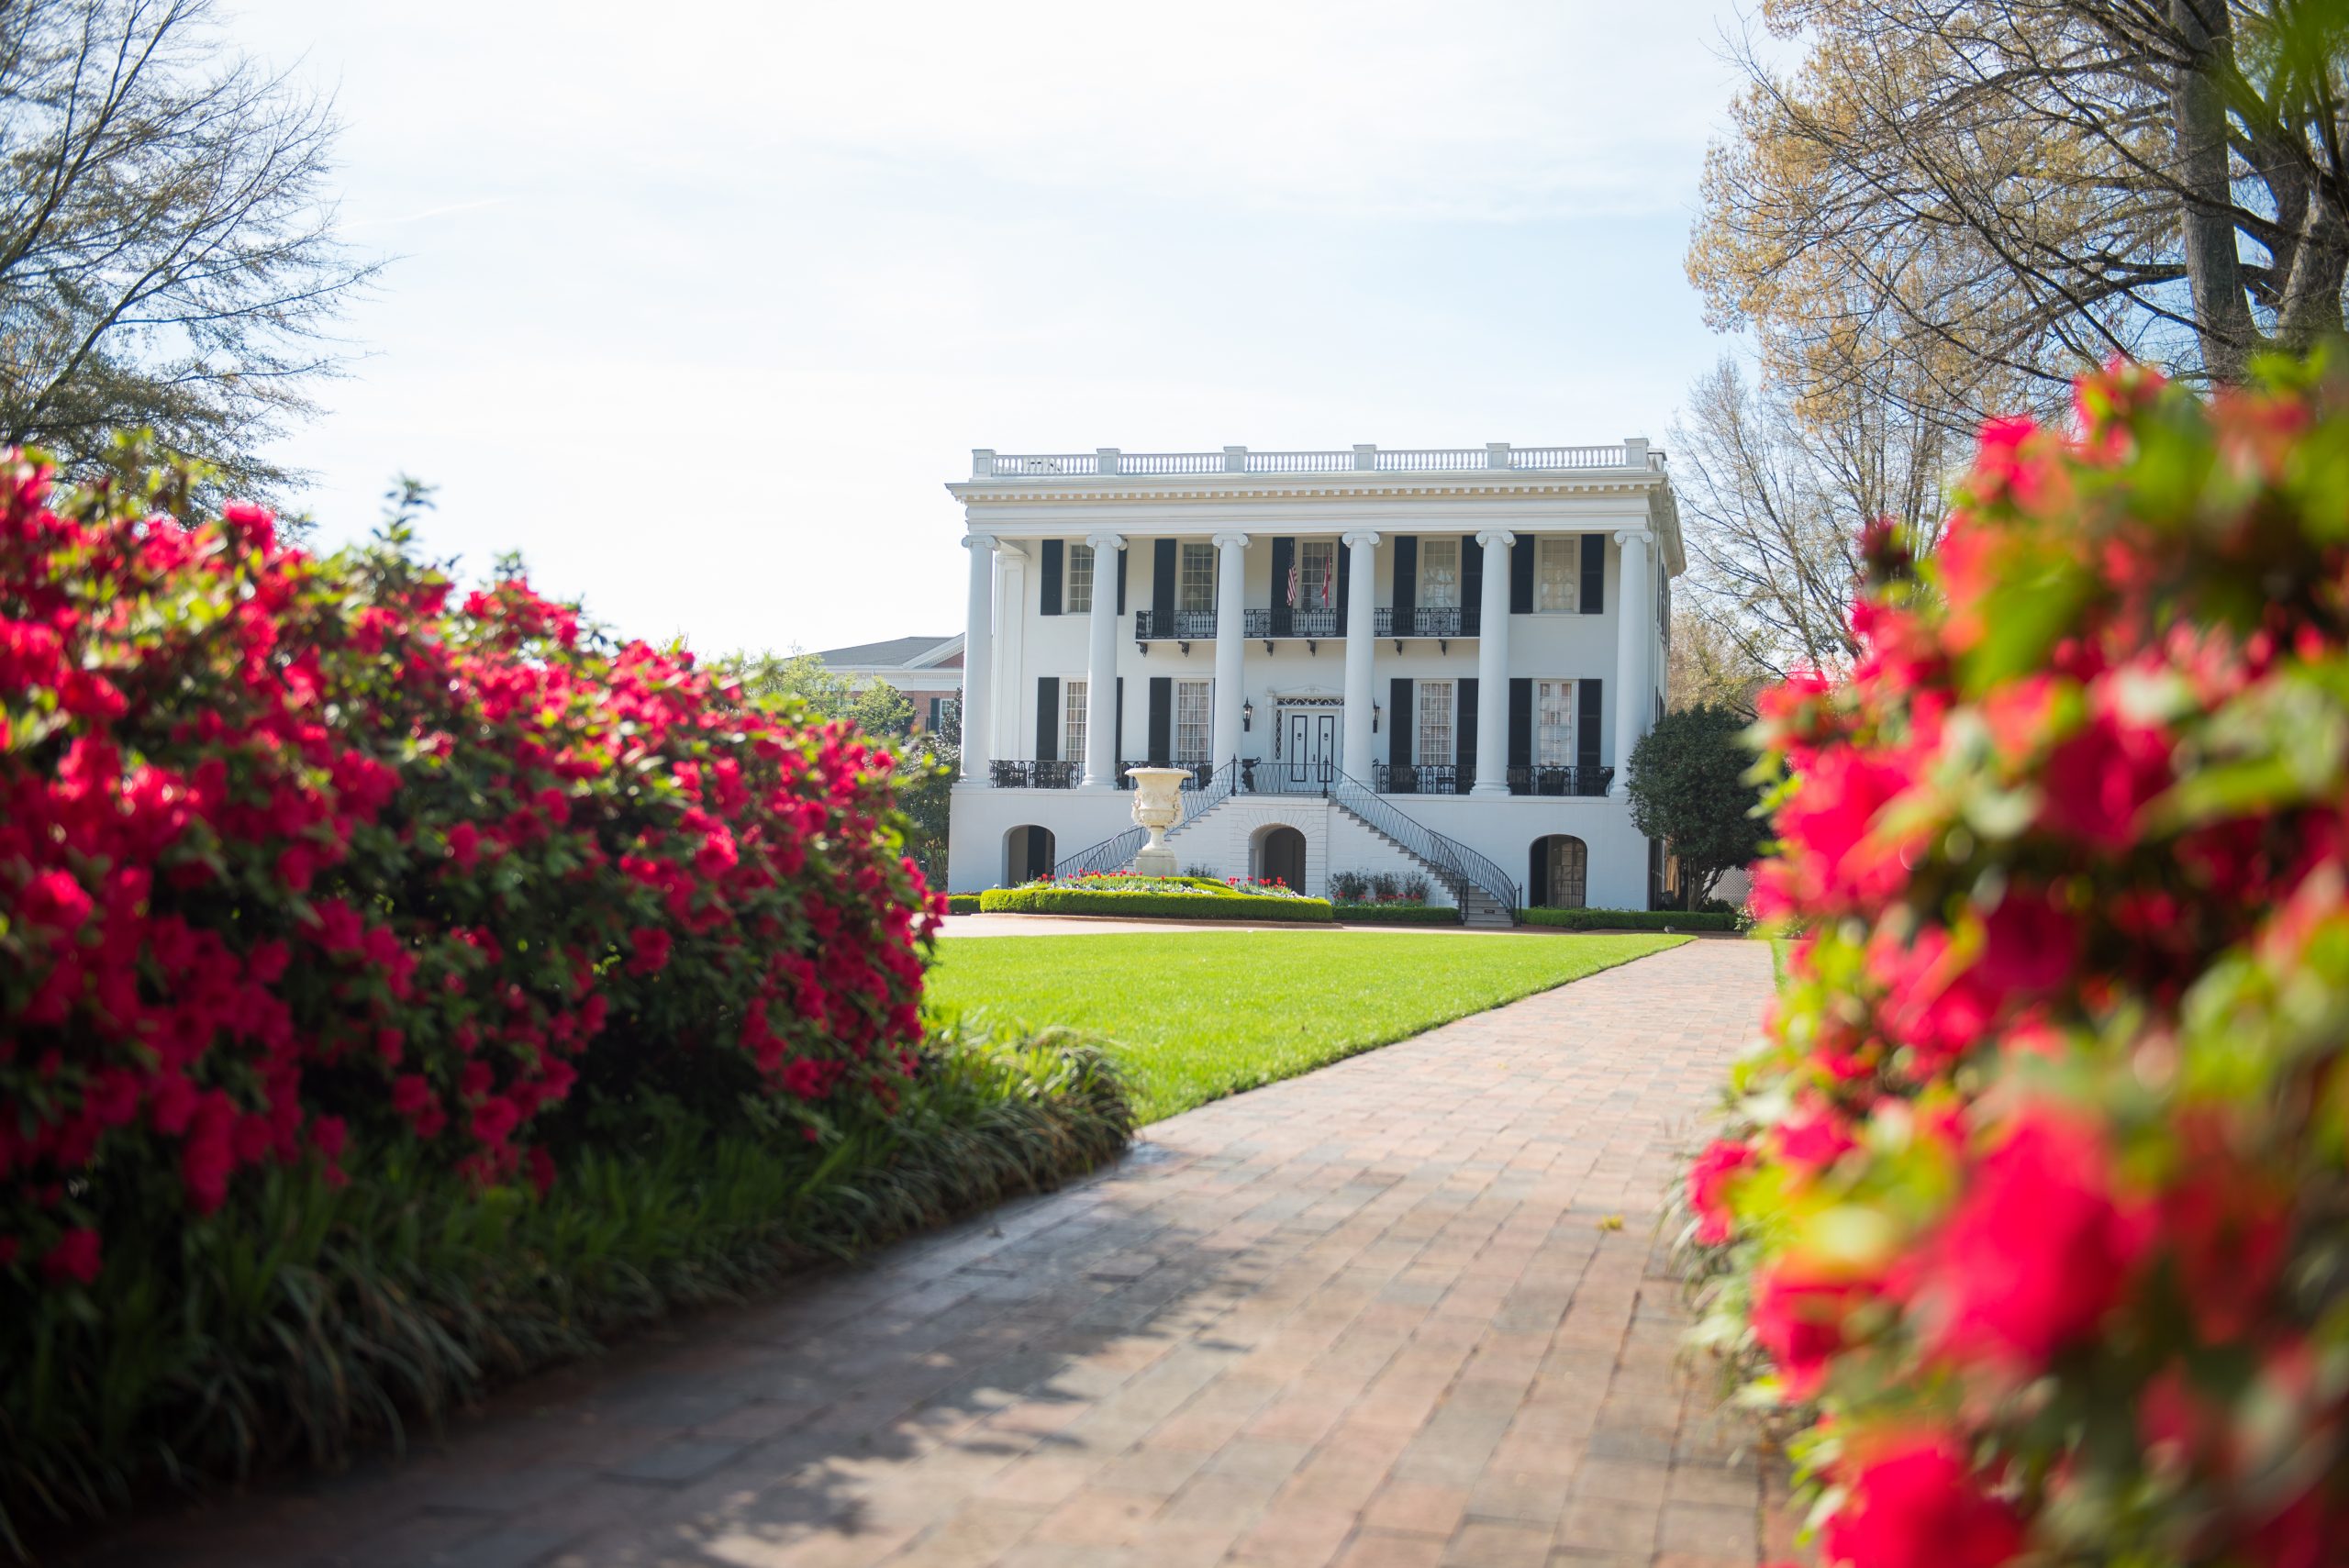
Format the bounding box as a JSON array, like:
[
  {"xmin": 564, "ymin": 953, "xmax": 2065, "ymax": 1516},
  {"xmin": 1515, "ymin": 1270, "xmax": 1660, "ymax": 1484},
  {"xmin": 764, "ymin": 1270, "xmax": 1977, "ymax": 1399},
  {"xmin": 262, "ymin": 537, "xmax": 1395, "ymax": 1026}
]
[{"xmin": 1124, "ymin": 767, "xmax": 1188, "ymax": 876}]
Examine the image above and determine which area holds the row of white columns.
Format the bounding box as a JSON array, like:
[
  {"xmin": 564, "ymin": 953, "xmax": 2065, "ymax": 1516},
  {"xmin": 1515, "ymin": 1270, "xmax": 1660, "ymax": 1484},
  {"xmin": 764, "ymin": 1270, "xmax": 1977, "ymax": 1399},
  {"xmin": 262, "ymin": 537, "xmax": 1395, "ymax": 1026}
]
[{"xmin": 961, "ymin": 528, "xmax": 1656, "ymax": 797}]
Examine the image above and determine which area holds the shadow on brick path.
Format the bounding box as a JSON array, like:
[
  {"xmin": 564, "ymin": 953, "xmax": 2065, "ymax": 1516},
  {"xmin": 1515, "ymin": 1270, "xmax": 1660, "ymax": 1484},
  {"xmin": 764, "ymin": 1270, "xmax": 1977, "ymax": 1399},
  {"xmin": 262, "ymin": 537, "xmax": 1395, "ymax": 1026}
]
[{"xmin": 61, "ymin": 938, "xmax": 1781, "ymax": 1568}]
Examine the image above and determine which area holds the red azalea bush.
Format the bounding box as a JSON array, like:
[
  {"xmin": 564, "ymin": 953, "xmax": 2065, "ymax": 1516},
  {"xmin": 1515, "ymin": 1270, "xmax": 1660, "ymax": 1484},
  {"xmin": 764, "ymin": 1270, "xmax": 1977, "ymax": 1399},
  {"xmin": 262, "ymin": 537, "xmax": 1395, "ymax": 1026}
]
[
  {"xmin": 1692, "ymin": 360, "xmax": 2349, "ymax": 1565},
  {"xmin": 0, "ymin": 456, "xmax": 941, "ymax": 1287}
]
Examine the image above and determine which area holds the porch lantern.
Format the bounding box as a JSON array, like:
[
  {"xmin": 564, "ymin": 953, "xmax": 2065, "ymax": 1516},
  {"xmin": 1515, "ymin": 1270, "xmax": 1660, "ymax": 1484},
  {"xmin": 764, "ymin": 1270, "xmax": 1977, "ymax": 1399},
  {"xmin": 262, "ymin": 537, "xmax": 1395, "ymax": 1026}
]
[
  {"xmin": 1241, "ymin": 699, "xmax": 1254, "ymax": 732},
  {"xmin": 1372, "ymin": 701, "xmax": 1381, "ymax": 734}
]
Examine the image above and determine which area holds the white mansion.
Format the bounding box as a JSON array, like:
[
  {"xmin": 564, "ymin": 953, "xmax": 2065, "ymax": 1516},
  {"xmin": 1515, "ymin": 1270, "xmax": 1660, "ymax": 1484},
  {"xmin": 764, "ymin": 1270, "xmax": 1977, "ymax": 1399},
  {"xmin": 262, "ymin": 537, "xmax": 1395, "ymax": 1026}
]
[{"xmin": 944, "ymin": 443, "xmax": 1682, "ymax": 921}]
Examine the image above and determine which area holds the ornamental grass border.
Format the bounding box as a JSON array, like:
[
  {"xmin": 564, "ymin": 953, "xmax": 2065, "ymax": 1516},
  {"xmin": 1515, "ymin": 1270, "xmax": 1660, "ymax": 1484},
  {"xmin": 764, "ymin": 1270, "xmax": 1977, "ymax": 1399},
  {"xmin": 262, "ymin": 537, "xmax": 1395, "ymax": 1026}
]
[{"xmin": 2, "ymin": 1026, "xmax": 1131, "ymax": 1558}]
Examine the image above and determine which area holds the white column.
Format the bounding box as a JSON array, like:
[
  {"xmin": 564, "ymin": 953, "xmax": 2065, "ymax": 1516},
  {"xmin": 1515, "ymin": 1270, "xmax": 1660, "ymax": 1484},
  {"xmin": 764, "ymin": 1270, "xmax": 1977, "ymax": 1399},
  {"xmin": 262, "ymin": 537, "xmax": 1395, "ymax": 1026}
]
[
  {"xmin": 961, "ymin": 535, "xmax": 995, "ymax": 782},
  {"xmin": 1469, "ymin": 528, "xmax": 1514, "ymax": 796},
  {"xmin": 1612, "ymin": 529, "xmax": 1654, "ymax": 797},
  {"xmin": 1082, "ymin": 531, "xmax": 1125, "ymax": 788},
  {"xmin": 1211, "ymin": 532, "xmax": 1250, "ymax": 770},
  {"xmin": 1341, "ymin": 530, "xmax": 1378, "ymax": 780}
]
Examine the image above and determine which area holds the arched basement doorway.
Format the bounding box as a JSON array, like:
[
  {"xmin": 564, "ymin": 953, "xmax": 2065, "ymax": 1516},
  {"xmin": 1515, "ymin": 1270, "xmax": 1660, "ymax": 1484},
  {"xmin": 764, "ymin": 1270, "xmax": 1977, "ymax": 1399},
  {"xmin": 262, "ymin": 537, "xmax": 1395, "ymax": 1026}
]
[
  {"xmin": 1529, "ymin": 834, "xmax": 1588, "ymax": 908},
  {"xmin": 1254, "ymin": 825, "xmax": 1308, "ymax": 892},
  {"xmin": 1004, "ymin": 824, "xmax": 1055, "ymax": 884}
]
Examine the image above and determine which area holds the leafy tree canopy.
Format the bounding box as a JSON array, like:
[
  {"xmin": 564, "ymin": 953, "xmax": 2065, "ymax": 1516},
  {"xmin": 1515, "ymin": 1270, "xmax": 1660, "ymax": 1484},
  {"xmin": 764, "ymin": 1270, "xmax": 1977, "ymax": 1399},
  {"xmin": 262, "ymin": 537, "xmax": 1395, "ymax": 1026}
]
[{"xmin": 1625, "ymin": 704, "xmax": 1769, "ymax": 907}]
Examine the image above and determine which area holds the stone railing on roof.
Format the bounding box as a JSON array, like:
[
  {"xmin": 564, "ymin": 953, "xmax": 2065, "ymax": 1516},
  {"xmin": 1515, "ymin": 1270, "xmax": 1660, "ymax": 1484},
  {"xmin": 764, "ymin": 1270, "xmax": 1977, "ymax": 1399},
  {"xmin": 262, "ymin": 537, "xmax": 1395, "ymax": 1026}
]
[{"xmin": 966, "ymin": 441, "xmax": 1664, "ymax": 480}]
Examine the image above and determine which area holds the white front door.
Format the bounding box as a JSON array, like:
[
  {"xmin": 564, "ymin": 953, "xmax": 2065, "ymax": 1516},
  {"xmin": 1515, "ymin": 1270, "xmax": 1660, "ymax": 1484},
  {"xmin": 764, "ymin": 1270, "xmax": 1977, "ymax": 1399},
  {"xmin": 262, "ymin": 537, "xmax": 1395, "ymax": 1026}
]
[{"xmin": 1275, "ymin": 707, "xmax": 1341, "ymax": 791}]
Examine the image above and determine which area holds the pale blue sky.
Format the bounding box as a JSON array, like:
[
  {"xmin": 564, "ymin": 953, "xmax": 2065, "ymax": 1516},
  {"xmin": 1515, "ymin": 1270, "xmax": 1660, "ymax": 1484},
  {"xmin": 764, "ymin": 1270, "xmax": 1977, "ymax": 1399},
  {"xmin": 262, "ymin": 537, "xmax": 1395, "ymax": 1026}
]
[{"xmin": 238, "ymin": 1, "xmax": 1759, "ymax": 656}]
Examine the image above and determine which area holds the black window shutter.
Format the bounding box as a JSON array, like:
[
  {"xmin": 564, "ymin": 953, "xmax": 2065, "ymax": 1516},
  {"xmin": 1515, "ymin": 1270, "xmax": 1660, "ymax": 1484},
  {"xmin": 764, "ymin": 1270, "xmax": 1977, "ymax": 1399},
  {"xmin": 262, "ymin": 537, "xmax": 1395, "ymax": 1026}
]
[
  {"xmin": 1510, "ymin": 537, "xmax": 1535, "ymax": 615},
  {"xmin": 1462, "ymin": 536, "xmax": 1483, "ymax": 613},
  {"xmin": 1530, "ymin": 840, "xmax": 1550, "ymax": 908},
  {"xmin": 1508, "ymin": 678, "xmax": 1532, "ymax": 769},
  {"xmin": 1114, "ymin": 676, "xmax": 1125, "ymax": 766},
  {"xmin": 1117, "ymin": 545, "xmax": 1129, "ymax": 615},
  {"xmin": 1580, "ymin": 534, "xmax": 1605, "ymax": 614},
  {"xmin": 1578, "ymin": 678, "xmax": 1603, "ymax": 775},
  {"xmin": 1389, "ymin": 677, "xmax": 1411, "ymax": 767},
  {"xmin": 1035, "ymin": 676, "xmax": 1059, "ymax": 762},
  {"xmin": 1336, "ymin": 540, "xmax": 1351, "ymax": 616},
  {"xmin": 1040, "ymin": 539, "xmax": 1063, "ymax": 616},
  {"xmin": 1456, "ymin": 678, "xmax": 1478, "ymax": 792},
  {"xmin": 1152, "ymin": 539, "xmax": 1176, "ymax": 627},
  {"xmin": 1270, "ymin": 537, "xmax": 1295, "ymax": 632},
  {"xmin": 1392, "ymin": 537, "xmax": 1417, "ymax": 616},
  {"xmin": 1147, "ymin": 677, "xmax": 1173, "ymax": 764}
]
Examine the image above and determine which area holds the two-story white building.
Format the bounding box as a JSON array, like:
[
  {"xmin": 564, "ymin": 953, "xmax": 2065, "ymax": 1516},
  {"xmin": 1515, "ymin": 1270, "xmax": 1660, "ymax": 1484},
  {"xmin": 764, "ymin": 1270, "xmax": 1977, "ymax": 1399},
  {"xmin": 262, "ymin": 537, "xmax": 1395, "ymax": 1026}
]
[{"xmin": 944, "ymin": 443, "xmax": 1681, "ymax": 924}]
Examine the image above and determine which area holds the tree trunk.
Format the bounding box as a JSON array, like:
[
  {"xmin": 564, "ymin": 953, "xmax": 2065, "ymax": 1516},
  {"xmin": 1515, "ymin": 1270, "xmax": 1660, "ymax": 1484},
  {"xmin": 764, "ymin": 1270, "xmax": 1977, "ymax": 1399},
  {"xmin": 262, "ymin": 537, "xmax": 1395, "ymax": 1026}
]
[
  {"xmin": 2278, "ymin": 194, "xmax": 2349, "ymax": 350},
  {"xmin": 2172, "ymin": 0, "xmax": 2261, "ymax": 381}
]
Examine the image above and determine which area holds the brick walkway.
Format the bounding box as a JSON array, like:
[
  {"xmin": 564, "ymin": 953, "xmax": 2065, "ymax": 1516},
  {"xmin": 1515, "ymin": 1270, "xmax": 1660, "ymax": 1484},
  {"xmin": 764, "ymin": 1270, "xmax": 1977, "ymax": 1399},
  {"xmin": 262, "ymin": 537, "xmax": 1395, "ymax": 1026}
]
[{"xmin": 72, "ymin": 938, "xmax": 1777, "ymax": 1568}]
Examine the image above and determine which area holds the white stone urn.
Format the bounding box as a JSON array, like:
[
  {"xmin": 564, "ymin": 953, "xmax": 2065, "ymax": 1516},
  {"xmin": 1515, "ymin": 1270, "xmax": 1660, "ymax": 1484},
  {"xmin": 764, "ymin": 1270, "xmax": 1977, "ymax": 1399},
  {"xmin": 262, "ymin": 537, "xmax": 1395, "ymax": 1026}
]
[{"xmin": 1124, "ymin": 766, "xmax": 1189, "ymax": 876}]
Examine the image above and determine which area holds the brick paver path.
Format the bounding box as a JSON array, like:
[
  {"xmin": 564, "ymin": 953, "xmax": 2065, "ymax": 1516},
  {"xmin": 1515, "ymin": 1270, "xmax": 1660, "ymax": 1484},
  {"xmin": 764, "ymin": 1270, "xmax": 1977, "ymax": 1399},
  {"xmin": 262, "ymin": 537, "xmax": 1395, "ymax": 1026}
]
[{"xmin": 73, "ymin": 938, "xmax": 1776, "ymax": 1568}]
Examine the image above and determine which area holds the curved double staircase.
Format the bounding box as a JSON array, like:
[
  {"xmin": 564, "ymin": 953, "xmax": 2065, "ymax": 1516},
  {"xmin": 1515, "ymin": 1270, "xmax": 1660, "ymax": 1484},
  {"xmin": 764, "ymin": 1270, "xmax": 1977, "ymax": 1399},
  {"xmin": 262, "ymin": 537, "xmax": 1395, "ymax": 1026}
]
[{"xmin": 1052, "ymin": 762, "xmax": 1520, "ymax": 927}]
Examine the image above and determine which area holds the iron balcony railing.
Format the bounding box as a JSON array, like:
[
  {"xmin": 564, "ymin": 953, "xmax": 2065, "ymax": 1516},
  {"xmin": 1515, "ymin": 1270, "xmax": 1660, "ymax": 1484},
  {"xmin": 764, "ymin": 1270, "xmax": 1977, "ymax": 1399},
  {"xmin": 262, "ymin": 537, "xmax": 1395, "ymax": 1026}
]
[
  {"xmin": 1053, "ymin": 761, "xmax": 1240, "ymax": 876},
  {"xmin": 990, "ymin": 760, "xmax": 1080, "ymax": 788},
  {"xmin": 1372, "ymin": 606, "xmax": 1480, "ymax": 639},
  {"xmin": 1505, "ymin": 764, "xmax": 1613, "ymax": 797},
  {"xmin": 1116, "ymin": 761, "xmax": 1215, "ymax": 789},
  {"xmin": 1373, "ymin": 762, "xmax": 1471, "ymax": 795},
  {"xmin": 1132, "ymin": 609, "xmax": 1219, "ymax": 640},
  {"xmin": 1250, "ymin": 755, "xmax": 1331, "ymax": 795},
  {"xmin": 1241, "ymin": 606, "xmax": 1342, "ymax": 639},
  {"xmin": 1323, "ymin": 767, "xmax": 1520, "ymax": 914}
]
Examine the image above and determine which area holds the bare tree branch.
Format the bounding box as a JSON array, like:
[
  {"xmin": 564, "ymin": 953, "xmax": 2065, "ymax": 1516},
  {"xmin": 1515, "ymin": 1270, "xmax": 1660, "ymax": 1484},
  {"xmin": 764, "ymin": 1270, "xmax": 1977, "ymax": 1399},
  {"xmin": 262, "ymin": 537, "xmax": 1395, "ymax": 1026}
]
[{"xmin": 0, "ymin": 0, "xmax": 376, "ymax": 494}]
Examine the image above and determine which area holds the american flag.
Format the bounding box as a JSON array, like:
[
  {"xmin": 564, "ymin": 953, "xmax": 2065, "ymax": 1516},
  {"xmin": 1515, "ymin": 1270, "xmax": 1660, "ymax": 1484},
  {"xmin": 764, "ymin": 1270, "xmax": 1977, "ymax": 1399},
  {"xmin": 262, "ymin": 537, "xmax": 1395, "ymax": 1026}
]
[{"xmin": 1286, "ymin": 562, "xmax": 1299, "ymax": 608}]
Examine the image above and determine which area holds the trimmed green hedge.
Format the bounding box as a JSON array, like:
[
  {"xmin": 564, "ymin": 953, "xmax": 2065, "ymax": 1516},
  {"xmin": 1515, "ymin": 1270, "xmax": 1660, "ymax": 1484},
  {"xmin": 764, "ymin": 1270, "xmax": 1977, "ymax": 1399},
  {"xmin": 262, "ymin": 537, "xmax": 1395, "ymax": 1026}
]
[
  {"xmin": 1517, "ymin": 907, "xmax": 1742, "ymax": 931},
  {"xmin": 979, "ymin": 887, "xmax": 1334, "ymax": 921},
  {"xmin": 945, "ymin": 894, "xmax": 983, "ymax": 915},
  {"xmin": 1335, "ymin": 904, "xmax": 1462, "ymax": 925}
]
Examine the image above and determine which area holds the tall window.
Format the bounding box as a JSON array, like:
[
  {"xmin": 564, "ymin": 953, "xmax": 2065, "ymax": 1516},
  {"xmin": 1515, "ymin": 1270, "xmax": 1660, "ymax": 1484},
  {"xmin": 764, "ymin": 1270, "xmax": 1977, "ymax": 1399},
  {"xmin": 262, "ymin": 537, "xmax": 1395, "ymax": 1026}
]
[
  {"xmin": 1417, "ymin": 679, "xmax": 1454, "ymax": 764},
  {"xmin": 1179, "ymin": 542, "xmax": 1216, "ymax": 613},
  {"xmin": 1174, "ymin": 679, "xmax": 1212, "ymax": 762},
  {"xmin": 1535, "ymin": 536, "xmax": 1579, "ymax": 612},
  {"xmin": 1066, "ymin": 543, "xmax": 1095, "ymax": 613},
  {"xmin": 1064, "ymin": 678, "xmax": 1088, "ymax": 762},
  {"xmin": 1297, "ymin": 539, "xmax": 1337, "ymax": 610},
  {"xmin": 1419, "ymin": 538, "xmax": 1460, "ymax": 608},
  {"xmin": 1535, "ymin": 679, "xmax": 1575, "ymax": 765}
]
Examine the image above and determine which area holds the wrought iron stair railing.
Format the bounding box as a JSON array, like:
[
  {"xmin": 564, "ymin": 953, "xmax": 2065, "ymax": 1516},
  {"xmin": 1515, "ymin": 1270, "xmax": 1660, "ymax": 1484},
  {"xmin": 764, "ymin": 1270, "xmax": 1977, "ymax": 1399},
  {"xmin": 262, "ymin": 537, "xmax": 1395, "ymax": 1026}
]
[{"xmin": 1321, "ymin": 768, "xmax": 1521, "ymax": 917}]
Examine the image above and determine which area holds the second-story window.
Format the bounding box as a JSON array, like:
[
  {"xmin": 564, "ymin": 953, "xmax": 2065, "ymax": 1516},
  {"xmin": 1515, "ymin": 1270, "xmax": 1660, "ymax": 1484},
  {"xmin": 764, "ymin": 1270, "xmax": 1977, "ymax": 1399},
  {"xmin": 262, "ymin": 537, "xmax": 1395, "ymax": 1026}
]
[
  {"xmin": 1179, "ymin": 542, "xmax": 1216, "ymax": 614},
  {"xmin": 1419, "ymin": 538, "xmax": 1460, "ymax": 608},
  {"xmin": 1535, "ymin": 536, "xmax": 1579, "ymax": 611},
  {"xmin": 1066, "ymin": 544, "xmax": 1094, "ymax": 613},
  {"xmin": 1297, "ymin": 539, "xmax": 1337, "ymax": 610}
]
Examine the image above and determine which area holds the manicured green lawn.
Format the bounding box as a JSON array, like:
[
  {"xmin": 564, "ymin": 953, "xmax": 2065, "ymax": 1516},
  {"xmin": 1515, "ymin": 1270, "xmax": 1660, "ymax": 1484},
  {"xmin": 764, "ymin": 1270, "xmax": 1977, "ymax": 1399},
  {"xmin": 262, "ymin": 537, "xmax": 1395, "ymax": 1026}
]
[{"xmin": 924, "ymin": 931, "xmax": 1688, "ymax": 1123}]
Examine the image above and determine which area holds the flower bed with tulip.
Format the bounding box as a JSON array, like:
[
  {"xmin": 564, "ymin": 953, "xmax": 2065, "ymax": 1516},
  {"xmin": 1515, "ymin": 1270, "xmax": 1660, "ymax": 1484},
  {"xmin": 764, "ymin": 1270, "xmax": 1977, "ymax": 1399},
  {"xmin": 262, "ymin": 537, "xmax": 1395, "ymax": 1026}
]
[
  {"xmin": 0, "ymin": 459, "xmax": 1132, "ymax": 1548},
  {"xmin": 977, "ymin": 882, "xmax": 1334, "ymax": 921},
  {"xmin": 1685, "ymin": 361, "xmax": 2349, "ymax": 1566}
]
